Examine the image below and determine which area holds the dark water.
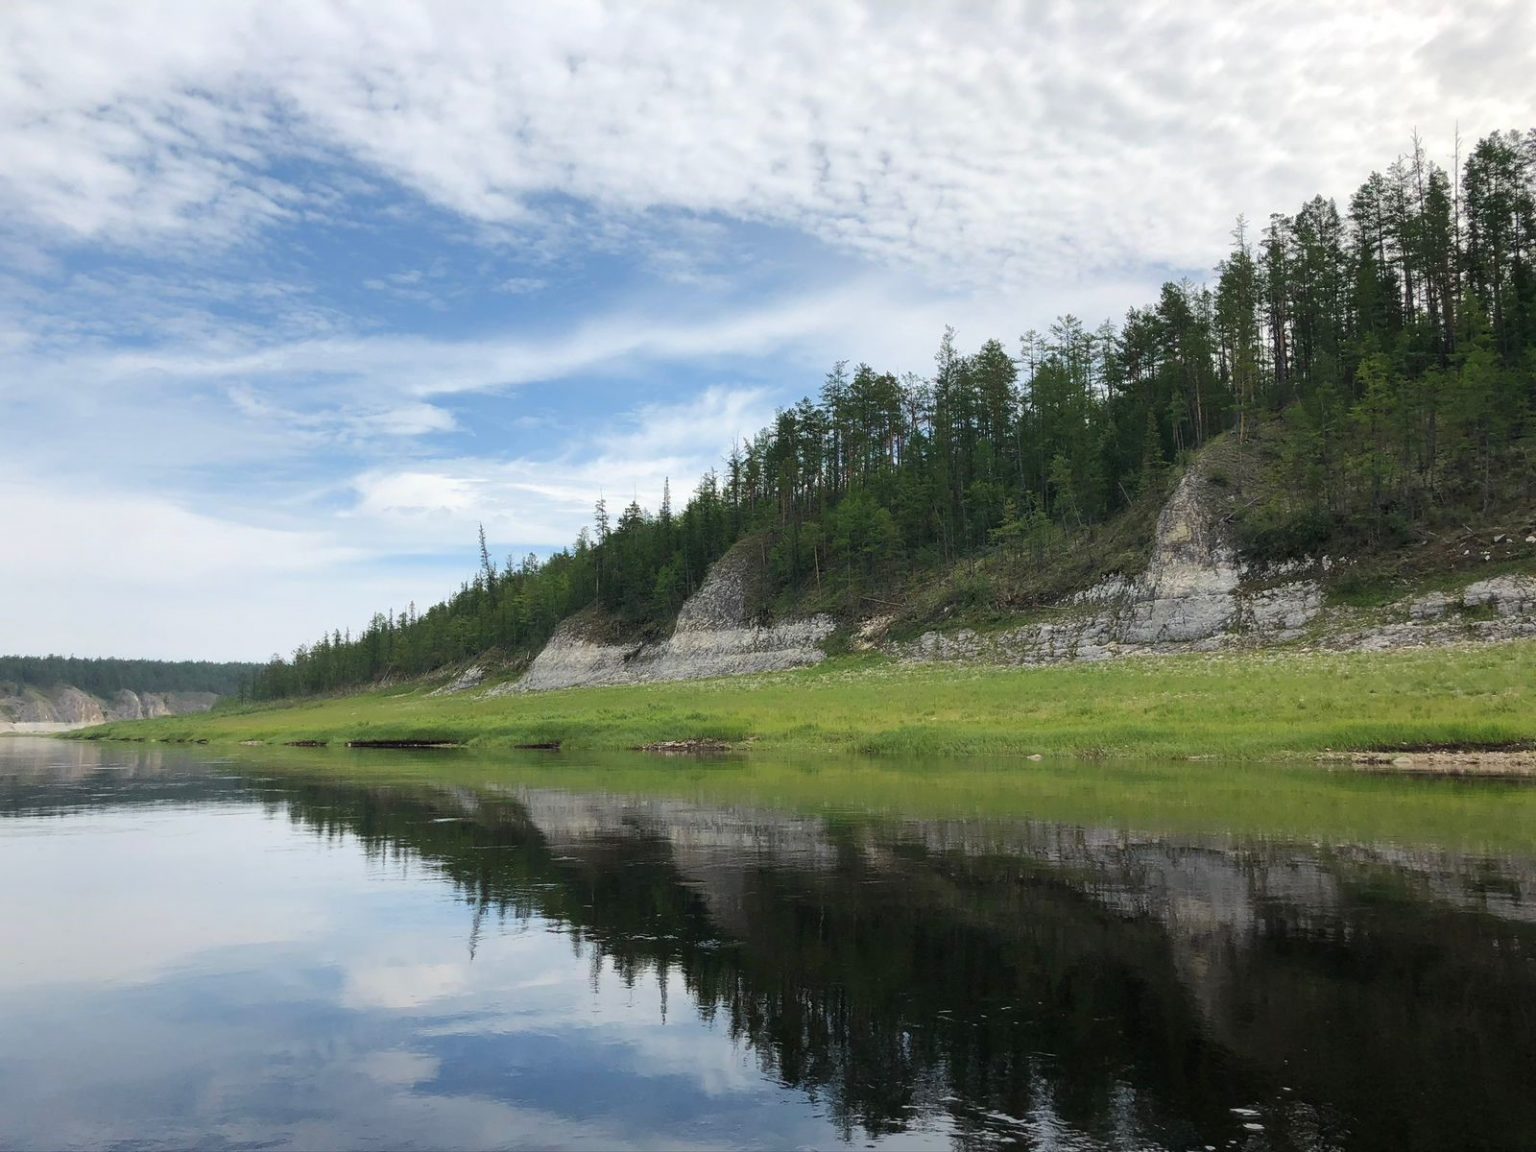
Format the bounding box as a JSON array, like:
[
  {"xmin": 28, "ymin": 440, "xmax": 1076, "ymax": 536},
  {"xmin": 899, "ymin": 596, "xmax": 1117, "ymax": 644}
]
[{"xmin": 2, "ymin": 739, "xmax": 1535, "ymax": 1151}]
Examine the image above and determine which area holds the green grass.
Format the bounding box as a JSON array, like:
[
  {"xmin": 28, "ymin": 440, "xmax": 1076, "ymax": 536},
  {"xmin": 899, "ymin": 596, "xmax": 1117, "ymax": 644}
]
[{"xmin": 71, "ymin": 640, "xmax": 1536, "ymax": 760}]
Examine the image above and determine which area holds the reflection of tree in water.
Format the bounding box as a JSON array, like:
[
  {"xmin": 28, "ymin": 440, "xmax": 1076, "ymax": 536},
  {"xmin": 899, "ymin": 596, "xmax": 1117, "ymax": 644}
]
[{"xmin": 269, "ymin": 778, "xmax": 1536, "ymax": 1152}]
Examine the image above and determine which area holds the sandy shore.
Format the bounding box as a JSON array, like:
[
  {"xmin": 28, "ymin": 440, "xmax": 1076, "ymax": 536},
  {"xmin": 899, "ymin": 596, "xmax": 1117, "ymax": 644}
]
[{"xmin": 0, "ymin": 722, "xmax": 84, "ymax": 736}]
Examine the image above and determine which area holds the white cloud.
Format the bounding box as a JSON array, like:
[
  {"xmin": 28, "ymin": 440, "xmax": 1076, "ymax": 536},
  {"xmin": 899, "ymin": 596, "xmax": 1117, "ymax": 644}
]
[
  {"xmin": 2, "ymin": 0, "xmax": 1530, "ymax": 662},
  {"xmin": 495, "ymin": 277, "xmax": 547, "ymax": 295},
  {"xmin": 3, "ymin": 1, "xmax": 1530, "ymax": 278},
  {"xmin": 4, "ymin": 279, "xmax": 865, "ymax": 406},
  {"xmin": 0, "ymin": 377, "xmax": 777, "ymax": 659},
  {"xmin": 0, "ymin": 481, "xmax": 358, "ymax": 584},
  {"xmin": 350, "ymin": 384, "xmax": 778, "ymax": 549},
  {"xmin": 0, "ymin": 479, "xmax": 468, "ymax": 659}
]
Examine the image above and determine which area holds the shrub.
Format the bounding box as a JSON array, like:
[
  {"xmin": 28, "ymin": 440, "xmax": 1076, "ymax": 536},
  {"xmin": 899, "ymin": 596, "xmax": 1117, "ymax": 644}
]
[{"xmin": 1235, "ymin": 502, "xmax": 1334, "ymax": 562}]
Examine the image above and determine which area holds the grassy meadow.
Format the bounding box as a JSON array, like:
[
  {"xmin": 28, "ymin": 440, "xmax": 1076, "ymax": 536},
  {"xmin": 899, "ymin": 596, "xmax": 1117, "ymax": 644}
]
[{"xmin": 72, "ymin": 640, "xmax": 1536, "ymax": 760}]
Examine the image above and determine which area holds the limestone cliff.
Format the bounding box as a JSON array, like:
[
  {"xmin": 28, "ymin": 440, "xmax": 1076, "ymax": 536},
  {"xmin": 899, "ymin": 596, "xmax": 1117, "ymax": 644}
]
[
  {"xmin": 499, "ymin": 454, "xmax": 1533, "ymax": 694},
  {"xmin": 510, "ymin": 540, "xmax": 834, "ymax": 693},
  {"xmin": 0, "ymin": 685, "xmax": 219, "ymax": 734},
  {"xmin": 892, "ymin": 462, "xmax": 1535, "ymax": 665}
]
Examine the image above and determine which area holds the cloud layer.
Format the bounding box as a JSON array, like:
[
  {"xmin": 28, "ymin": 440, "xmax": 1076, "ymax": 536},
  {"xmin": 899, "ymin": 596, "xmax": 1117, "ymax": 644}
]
[
  {"xmin": 1, "ymin": 0, "xmax": 1531, "ymax": 659},
  {"xmin": 7, "ymin": 1, "xmax": 1531, "ymax": 275}
]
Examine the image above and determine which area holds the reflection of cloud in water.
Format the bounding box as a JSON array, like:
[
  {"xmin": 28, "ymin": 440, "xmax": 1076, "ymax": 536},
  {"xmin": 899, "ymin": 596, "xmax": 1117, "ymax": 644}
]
[
  {"xmin": 0, "ymin": 748, "xmax": 967, "ymax": 1148},
  {"xmin": 0, "ymin": 807, "xmax": 328, "ymax": 990},
  {"xmin": 343, "ymin": 936, "xmax": 764, "ymax": 1098},
  {"xmin": 357, "ymin": 1048, "xmax": 440, "ymax": 1087},
  {"xmin": 7, "ymin": 743, "xmax": 1536, "ymax": 1150},
  {"xmin": 0, "ymin": 885, "xmax": 855, "ymax": 1150},
  {"xmin": 343, "ymin": 962, "xmax": 470, "ymax": 1010}
]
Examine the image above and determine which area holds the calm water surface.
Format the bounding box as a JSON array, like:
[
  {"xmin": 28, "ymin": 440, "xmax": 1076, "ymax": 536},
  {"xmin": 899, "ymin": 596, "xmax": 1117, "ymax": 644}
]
[{"xmin": 2, "ymin": 736, "xmax": 1534, "ymax": 1151}]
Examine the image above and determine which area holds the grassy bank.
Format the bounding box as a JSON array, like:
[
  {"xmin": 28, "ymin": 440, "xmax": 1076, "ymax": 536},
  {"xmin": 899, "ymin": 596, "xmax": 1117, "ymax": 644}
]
[{"xmin": 72, "ymin": 640, "xmax": 1536, "ymax": 760}]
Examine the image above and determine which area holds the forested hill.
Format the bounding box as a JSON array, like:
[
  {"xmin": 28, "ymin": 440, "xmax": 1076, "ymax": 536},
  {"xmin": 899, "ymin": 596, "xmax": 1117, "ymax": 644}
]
[
  {"xmin": 0, "ymin": 656, "xmax": 257, "ymax": 698},
  {"xmin": 251, "ymin": 128, "xmax": 1536, "ymax": 701}
]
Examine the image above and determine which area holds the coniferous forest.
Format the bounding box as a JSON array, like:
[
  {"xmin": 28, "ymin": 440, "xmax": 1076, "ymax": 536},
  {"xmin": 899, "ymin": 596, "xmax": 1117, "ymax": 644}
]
[
  {"xmin": 0, "ymin": 656, "xmax": 258, "ymax": 698},
  {"xmin": 249, "ymin": 130, "xmax": 1536, "ymax": 701}
]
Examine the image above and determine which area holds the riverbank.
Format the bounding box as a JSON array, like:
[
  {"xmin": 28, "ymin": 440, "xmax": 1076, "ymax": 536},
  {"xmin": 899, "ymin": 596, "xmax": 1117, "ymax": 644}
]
[
  {"xmin": 70, "ymin": 640, "xmax": 1536, "ymax": 761},
  {"xmin": 1, "ymin": 722, "xmax": 81, "ymax": 736}
]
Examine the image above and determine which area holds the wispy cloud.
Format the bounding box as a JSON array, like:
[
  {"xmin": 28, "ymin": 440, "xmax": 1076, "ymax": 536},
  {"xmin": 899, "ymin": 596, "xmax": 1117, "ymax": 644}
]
[
  {"xmin": 350, "ymin": 384, "xmax": 777, "ymax": 548},
  {"xmin": 5, "ymin": 2, "xmax": 1530, "ymax": 278},
  {"xmin": 1, "ymin": 0, "xmax": 1528, "ymax": 659}
]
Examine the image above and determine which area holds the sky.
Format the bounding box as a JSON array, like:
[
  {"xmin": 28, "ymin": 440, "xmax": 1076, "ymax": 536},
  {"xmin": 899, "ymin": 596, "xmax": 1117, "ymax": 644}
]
[{"xmin": 1, "ymin": 0, "xmax": 1532, "ymax": 661}]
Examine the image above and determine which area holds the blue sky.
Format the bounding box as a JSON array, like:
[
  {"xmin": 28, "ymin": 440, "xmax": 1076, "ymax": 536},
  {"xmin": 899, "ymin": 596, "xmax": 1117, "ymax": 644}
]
[{"xmin": 1, "ymin": 0, "xmax": 1531, "ymax": 660}]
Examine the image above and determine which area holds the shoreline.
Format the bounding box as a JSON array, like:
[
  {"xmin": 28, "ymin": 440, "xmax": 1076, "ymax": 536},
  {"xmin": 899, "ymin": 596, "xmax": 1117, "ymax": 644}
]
[
  {"xmin": 64, "ymin": 641, "xmax": 1536, "ymax": 764},
  {"xmin": 1325, "ymin": 749, "xmax": 1536, "ymax": 777},
  {"xmin": 1, "ymin": 722, "xmax": 88, "ymax": 736}
]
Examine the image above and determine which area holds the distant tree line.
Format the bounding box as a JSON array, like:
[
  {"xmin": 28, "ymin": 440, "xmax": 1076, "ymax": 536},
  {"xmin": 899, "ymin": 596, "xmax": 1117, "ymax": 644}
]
[
  {"xmin": 250, "ymin": 128, "xmax": 1536, "ymax": 701},
  {"xmin": 0, "ymin": 655, "xmax": 259, "ymax": 698}
]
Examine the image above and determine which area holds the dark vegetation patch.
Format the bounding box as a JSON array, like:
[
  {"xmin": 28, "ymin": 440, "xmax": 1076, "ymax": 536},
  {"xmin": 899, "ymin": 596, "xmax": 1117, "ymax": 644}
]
[
  {"xmin": 0, "ymin": 655, "xmax": 258, "ymax": 697},
  {"xmin": 637, "ymin": 740, "xmax": 734, "ymax": 755},
  {"xmin": 345, "ymin": 740, "xmax": 464, "ymax": 750}
]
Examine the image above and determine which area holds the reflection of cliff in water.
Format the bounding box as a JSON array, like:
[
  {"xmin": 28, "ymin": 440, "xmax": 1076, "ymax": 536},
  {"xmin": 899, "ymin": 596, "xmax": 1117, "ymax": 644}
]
[
  {"xmin": 267, "ymin": 777, "xmax": 1536, "ymax": 1152},
  {"xmin": 0, "ymin": 738, "xmax": 255, "ymax": 814}
]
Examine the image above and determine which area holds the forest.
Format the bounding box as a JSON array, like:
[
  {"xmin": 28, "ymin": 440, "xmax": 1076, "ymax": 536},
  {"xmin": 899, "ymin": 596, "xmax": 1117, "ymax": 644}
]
[
  {"xmin": 0, "ymin": 655, "xmax": 259, "ymax": 698},
  {"xmin": 249, "ymin": 129, "xmax": 1536, "ymax": 701}
]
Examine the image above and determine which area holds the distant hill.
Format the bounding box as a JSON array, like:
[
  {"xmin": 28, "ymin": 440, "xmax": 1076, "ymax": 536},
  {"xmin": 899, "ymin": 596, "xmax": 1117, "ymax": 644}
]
[
  {"xmin": 0, "ymin": 655, "xmax": 258, "ymax": 699},
  {"xmin": 1, "ymin": 683, "xmax": 223, "ymax": 733}
]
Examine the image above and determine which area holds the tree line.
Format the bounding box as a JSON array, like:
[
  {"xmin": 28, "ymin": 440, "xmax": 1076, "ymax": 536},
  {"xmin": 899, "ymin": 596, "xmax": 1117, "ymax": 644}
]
[
  {"xmin": 250, "ymin": 128, "xmax": 1536, "ymax": 700},
  {"xmin": 0, "ymin": 655, "xmax": 259, "ymax": 698}
]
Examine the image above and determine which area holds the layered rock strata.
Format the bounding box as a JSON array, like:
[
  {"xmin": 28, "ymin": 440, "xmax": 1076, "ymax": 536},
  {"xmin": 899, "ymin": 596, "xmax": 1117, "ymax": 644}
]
[
  {"xmin": 894, "ymin": 468, "xmax": 1535, "ymax": 665},
  {"xmin": 511, "ymin": 461, "xmax": 1533, "ymax": 689},
  {"xmin": 0, "ymin": 686, "xmax": 218, "ymax": 734},
  {"xmin": 511, "ymin": 541, "xmax": 834, "ymax": 693}
]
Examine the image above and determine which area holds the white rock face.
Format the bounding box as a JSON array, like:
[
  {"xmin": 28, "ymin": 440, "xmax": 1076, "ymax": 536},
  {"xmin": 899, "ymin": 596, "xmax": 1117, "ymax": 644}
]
[
  {"xmin": 892, "ymin": 466, "xmax": 1536, "ymax": 668},
  {"xmin": 896, "ymin": 468, "xmax": 1326, "ymax": 666},
  {"xmin": 512, "ymin": 619, "xmax": 638, "ymax": 692},
  {"xmin": 430, "ymin": 666, "xmax": 485, "ymax": 696},
  {"xmin": 1118, "ymin": 471, "xmax": 1242, "ymax": 644},
  {"xmin": 1462, "ymin": 575, "xmax": 1536, "ymax": 615},
  {"xmin": 0, "ymin": 686, "xmax": 217, "ymax": 733},
  {"xmin": 1321, "ymin": 573, "xmax": 1536, "ymax": 653},
  {"xmin": 1406, "ymin": 592, "xmax": 1452, "ymax": 622},
  {"xmin": 509, "ymin": 463, "xmax": 1536, "ymax": 689},
  {"xmin": 512, "ymin": 542, "xmax": 835, "ymax": 693}
]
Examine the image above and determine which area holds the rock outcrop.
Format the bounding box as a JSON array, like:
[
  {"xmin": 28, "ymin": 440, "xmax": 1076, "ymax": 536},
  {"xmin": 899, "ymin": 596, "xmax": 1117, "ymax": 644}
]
[
  {"xmin": 891, "ymin": 465, "xmax": 1535, "ymax": 666},
  {"xmin": 0, "ymin": 686, "xmax": 218, "ymax": 734},
  {"xmin": 512, "ymin": 541, "xmax": 834, "ymax": 693},
  {"xmin": 498, "ymin": 457, "xmax": 1534, "ymax": 691},
  {"xmin": 429, "ymin": 665, "xmax": 485, "ymax": 696}
]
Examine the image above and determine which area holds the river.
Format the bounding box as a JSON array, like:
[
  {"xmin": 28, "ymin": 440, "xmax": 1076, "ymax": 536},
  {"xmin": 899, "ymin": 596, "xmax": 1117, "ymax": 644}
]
[{"xmin": 2, "ymin": 736, "xmax": 1533, "ymax": 1150}]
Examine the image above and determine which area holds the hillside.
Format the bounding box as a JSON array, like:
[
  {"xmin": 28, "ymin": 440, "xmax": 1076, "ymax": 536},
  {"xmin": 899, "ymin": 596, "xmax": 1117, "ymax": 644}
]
[
  {"xmin": 472, "ymin": 440, "xmax": 1536, "ymax": 694},
  {"xmin": 145, "ymin": 126, "xmax": 1531, "ymax": 706},
  {"xmin": 70, "ymin": 428, "xmax": 1536, "ymax": 758},
  {"xmin": 1, "ymin": 684, "xmax": 220, "ymax": 734},
  {"xmin": 0, "ymin": 657, "xmax": 254, "ymax": 734}
]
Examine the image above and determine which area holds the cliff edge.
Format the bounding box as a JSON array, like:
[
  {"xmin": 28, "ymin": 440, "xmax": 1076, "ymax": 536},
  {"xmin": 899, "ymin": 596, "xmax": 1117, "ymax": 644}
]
[
  {"xmin": 509, "ymin": 540, "xmax": 835, "ymax": 693},
  {"xmin": 891, "ymin": 461, "xmax": 1534, "ymax": 665},
  {"xmin": 0, "ymin": 685, "xmax": 219, "ymax": 734},
  {"xmin": 485, "ymin": 451, "xmax": 1535, "ymax": 695}
]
